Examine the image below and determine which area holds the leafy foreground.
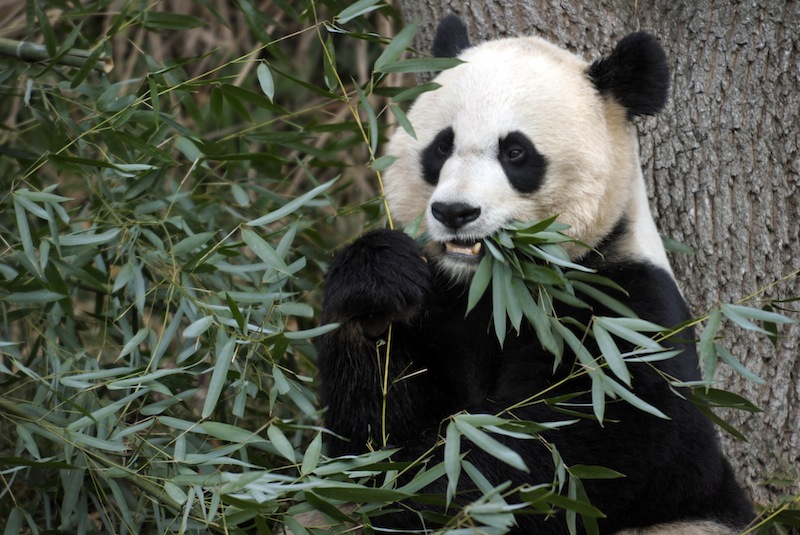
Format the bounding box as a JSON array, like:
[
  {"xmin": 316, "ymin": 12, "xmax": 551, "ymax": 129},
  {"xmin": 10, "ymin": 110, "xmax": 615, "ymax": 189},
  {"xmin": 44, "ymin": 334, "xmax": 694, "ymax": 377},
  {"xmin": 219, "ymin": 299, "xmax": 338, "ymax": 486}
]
[{"xmin": 0, "ymin": 1, "xmax": 798, "ymax": 534}]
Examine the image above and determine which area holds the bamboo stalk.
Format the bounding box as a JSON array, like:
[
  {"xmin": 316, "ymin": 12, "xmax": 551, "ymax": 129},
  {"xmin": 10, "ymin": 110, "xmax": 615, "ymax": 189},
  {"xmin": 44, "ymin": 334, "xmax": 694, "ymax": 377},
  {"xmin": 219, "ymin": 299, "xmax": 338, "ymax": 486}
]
[{"xmin": 0, "ymin": 37, "xmax": 113, "ymax": 73}]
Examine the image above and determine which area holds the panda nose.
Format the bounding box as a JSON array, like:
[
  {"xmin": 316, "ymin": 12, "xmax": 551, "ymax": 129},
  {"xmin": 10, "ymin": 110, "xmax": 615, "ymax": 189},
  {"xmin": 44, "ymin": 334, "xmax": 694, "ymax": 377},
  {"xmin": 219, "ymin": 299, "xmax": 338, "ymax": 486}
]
[{"xmin": 431, "ymin": 202, "xmax": 481, "ymax": 229}]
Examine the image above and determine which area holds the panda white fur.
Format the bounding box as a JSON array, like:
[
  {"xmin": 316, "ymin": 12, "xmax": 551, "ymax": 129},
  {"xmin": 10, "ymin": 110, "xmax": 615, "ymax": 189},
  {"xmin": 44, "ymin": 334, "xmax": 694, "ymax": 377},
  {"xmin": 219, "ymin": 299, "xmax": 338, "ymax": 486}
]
[{"xmin": 317, "ymin": 15, "xmax": 754, "ymax": 535}]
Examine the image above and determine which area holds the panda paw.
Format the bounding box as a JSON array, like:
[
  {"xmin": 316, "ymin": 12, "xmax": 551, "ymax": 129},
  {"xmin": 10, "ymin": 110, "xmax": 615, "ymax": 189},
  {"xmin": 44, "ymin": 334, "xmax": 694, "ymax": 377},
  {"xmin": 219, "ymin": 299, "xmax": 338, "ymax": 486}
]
[{"xmin": 323, "ymin": 228, "xmax": 431, "ymax": 336}]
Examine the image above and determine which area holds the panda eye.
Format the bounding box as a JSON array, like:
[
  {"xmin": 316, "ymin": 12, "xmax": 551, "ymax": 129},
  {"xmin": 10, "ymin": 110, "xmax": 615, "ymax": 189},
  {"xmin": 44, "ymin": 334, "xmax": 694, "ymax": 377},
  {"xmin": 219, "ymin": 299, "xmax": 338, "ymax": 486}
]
[
  {"xmin": 506, "ymin": 147, "xmax": 525, "ymax": 162},
  {"xmin": 437, "ymin": 141, "xmax": 452, "ymax": 155}
]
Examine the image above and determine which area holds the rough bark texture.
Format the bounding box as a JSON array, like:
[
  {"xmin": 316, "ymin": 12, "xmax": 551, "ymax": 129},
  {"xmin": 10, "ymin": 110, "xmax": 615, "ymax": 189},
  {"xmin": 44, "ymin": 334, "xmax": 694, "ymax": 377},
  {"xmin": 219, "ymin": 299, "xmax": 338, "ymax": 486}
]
[{"xmin": 400, "ymin": 0, "xmax": 799, "ymax": 506}]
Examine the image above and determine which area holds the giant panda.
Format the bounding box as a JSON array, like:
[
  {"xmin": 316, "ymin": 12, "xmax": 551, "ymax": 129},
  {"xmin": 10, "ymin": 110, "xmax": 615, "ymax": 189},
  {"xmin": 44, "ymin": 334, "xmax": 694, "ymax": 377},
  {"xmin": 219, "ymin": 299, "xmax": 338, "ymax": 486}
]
[{"xmin": 316, "ymin": 15, "xmax": 755, "ymax": 535}]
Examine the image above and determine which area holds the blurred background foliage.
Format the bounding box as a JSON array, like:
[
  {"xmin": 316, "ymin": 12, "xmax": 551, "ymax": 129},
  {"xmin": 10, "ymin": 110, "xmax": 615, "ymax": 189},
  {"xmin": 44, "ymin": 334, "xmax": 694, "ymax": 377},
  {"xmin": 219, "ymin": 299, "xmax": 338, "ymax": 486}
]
[
  {"xmin": 0, "ymin": 1, "xmax": 798, "ymax": 534},
  {"xmin": 0, "ymin": 0, "xmax": 410, "ymax": 532}
]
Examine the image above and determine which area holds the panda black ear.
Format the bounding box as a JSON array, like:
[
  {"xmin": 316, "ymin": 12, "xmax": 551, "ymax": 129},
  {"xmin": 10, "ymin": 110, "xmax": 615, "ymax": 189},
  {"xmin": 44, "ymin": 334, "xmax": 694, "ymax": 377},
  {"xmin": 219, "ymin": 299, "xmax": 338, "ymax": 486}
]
[
  {"xmin": 432, "ymin": 15, "xmax": 471, "ymax": 58},
  {"xmin": 588, "ymin": 31, "xmax": 670, "ymax": 116}
]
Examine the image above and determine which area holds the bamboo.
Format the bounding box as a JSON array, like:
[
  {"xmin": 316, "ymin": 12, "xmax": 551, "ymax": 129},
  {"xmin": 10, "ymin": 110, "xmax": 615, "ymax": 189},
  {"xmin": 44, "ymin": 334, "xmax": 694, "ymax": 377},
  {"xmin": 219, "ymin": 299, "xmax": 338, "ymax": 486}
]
[{"xmin": 0, "ymin": 37, "xmax": 113, "ymax": 73}]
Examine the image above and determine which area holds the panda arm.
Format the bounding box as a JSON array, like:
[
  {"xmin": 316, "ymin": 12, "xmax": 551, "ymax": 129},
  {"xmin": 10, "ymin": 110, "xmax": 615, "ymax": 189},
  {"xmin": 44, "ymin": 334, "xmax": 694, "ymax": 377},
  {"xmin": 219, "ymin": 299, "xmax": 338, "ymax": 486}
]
[{"xmin": 318, "ymin": 229, "xmax": 470, "ymax": 455}]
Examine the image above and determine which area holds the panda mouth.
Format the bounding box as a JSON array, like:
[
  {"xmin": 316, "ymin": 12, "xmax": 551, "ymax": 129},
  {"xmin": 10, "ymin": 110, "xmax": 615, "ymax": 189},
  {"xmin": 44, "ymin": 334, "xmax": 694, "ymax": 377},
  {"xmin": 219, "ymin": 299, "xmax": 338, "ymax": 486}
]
[{"xmin": 443, "ymin": 240, "xmax": 483, "ymax": 259}]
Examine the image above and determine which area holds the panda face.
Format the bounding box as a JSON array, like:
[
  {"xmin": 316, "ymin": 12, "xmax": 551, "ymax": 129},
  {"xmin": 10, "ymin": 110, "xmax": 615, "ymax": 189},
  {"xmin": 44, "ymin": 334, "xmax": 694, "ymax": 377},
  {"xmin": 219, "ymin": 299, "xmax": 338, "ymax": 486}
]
[{"xmin": 384, "ymin": 26, "xmax": 671, "ymax": 279}]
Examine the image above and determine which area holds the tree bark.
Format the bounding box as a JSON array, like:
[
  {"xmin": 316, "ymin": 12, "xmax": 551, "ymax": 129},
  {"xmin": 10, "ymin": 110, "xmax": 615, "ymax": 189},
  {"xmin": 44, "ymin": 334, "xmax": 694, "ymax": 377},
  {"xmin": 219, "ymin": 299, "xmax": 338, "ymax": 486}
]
[{"xmin": 399, "ymin": 0, "xmax": 800, "ymax": 506}]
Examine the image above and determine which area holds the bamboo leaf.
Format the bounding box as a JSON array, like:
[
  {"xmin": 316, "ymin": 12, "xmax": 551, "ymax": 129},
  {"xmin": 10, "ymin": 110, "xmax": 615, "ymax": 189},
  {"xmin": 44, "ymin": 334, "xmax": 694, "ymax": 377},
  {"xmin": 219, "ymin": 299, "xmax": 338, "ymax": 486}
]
[
  {"xmin": 455, "ymin": 420, "xmax": 527, "ymax": 472},
  {"xmin": 336, "ymin": 0, "xmax": 383, "ymax": 24},
  {"xmin": 119, "ymin": 328, "xmax": 150, "ymax": 358},
  {"xmin": 699, "ymin": 308, "xmax": 722, "ymax": 382},
  {"xmin": 715, "ymin": 344, "xmax": 766, "ymax": 384},
  {"xmin": 314, "ymin": 485, "xmax": 412, "ymax": 503},
  {"xmin": 592, "ymin": 323, "xmax": 631, "ymax": 386},
  {"xmin": 184, "ymin": 316, "xmax": 214, "ymax": 338},
  {"xmin": 301, "ymin": 432, "xmax": 322, "ymax": 474},
  {"xmin": 605, "ymin": 378, "xmax": 669, "ymax": 420},
  {"xmin": 389, "ymin": 103, "xmax": 416, "ymax": 139},
  {"xmin": 569, "ymin": 465, "xmax": 625, "ymax": 480},
  {"xmin": 283, "ymin": 323, "xmax": 339, "ymax": 340},
  {"xmin": 375, "ymin": 21, "xmax": 417, "ymax": 72},
  {"xmin": 256, "ymin": 62, "xmax": 275, "ymax": 101},
  {"xmin": 242, "ymin": 229, "xmax": 290, "ymax": 274},
  {"xmin": 267, "ymin": 425, "xmax": 296, "ymax": 463},
  {"xmin": 492, "ymin": 259, "xmax": 508, "ymax": 346},
  {"xmin": 445, "ymin": 420, "xmax": 461, "ymax": 505},
  {"xmin": 355, "ymin": 84, "xmax": 378, "ymax": 156},
  {"xmin": 202, "ymin": 333, "xmax": 235, "ymax": 418},
  {"xmin": 246, "ymin": 179, "xmax": 336, "ymax": 226},
  {"xmin": 467, "ymin": 255, "xmax": 492, "ymax": 314},
  {"xmin": 377, "ymin": 57, "xmax": 464, "ymax": 74},
  {"xmin": 594, "ymin": 316, "xmax": 662, "ymax": 352}
]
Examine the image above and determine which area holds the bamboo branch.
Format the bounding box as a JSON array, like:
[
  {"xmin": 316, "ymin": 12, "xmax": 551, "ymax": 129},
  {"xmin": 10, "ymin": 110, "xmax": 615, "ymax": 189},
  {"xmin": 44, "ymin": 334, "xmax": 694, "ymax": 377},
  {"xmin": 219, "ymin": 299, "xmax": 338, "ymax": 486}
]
[{"xmin": 0, "ymin": 37, "xmax": 113, "ymax": 73}]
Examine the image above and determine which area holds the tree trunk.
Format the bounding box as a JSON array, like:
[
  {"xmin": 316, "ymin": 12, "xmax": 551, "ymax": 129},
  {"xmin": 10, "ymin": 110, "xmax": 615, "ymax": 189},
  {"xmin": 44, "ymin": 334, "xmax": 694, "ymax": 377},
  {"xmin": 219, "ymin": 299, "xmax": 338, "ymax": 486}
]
[{"xmin": 400, "ymin": 0, "xmax": 800, "ymax": 506}]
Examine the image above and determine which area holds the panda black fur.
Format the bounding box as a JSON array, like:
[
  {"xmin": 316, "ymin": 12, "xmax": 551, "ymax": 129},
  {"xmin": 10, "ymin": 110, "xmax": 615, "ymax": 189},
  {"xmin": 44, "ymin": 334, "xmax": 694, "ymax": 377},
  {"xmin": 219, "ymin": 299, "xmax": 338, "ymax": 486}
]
[{"xmin": 317, "ymin": 16, "xmax": 754, "ymax": 534}]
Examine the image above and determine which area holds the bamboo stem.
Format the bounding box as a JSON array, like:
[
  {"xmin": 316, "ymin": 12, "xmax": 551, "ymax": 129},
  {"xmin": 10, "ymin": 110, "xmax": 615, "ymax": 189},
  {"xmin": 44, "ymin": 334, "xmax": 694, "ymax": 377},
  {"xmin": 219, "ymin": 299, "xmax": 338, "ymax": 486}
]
[{"xmin": 0, "ymin": 37, "xmax": 113, "ymax": 73}]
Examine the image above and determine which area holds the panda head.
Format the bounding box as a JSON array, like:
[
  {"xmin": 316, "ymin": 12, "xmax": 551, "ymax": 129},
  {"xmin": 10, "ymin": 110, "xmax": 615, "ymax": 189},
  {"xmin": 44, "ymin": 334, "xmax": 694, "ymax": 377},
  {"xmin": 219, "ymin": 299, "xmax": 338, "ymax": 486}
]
[{"xmin": 384, "ymin": 15, "xmax": 671, "ymax": 279}]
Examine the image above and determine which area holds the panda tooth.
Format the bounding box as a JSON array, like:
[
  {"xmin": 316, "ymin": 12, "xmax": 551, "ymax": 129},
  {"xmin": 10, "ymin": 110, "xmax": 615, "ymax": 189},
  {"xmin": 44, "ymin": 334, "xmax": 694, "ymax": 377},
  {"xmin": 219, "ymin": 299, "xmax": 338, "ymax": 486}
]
[{"xmin": 445, "ymin": 241, "xmax": 482, "ymax": 257}]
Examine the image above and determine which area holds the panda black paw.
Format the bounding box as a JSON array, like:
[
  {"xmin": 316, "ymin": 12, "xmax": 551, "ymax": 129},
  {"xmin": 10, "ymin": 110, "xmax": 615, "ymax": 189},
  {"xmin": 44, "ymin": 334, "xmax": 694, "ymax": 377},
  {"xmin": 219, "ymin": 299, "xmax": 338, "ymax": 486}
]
[{"xmin": 322, "ymin": 229, "xmax": 431, "ymax": 333}]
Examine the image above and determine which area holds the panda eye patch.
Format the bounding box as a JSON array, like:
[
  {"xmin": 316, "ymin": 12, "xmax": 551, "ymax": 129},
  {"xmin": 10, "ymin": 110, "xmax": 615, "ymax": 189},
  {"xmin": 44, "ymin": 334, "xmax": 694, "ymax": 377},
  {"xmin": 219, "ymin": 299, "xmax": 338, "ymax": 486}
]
[
  {"xmin": 421, "ymin": 127, "xmax": 455, "ymax": 186},
  {"xmin": 498, "ymin": 131, "xmax": 547, "ymax": 193}
]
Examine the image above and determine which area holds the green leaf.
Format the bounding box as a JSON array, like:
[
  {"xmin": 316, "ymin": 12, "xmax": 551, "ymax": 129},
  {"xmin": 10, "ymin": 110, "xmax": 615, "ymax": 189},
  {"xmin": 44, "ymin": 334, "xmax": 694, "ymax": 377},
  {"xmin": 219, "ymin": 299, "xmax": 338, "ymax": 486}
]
[
  {"xmin": 69, "ymin": 45, "xmax": 105, "ymax": 89},
  {"xmin": 301, "ymin": 432, "xmax": 323, "ymax": 475},
  {"xmin": 355, "ymin": 84, "xmax": 379, "ymax": 156},
  {"xmin": 699, "ymin": 308, "xmax": 722, "ymax": 382},
  {"xmin": 377, "ymin": 57, "xmax": 464, "ymax": 74},
  {"xmin": 692, "ymin": 387, "xmax": 762, "ymax": 413},
  {"xmin": 173, "ymin": 231, "xmax": 215, "ymax": 256},
  {"xmin": 592, "ymin": 323, "xmax": 631, "ymax": 386},
  {"xmin": 371, "ymin": 154, "xmax": 397, "ymax": 172},
  {"xmin": 321, "ymin": 36, "xmax": 338, "ymax": 91},
  {"xmin": 256, "ymin": 62, "xmax": 275, "ymax": 101},
  {"xmin": 661, "ymin": 235, "xmax": 695, "ymax": 255},
  {"xmin": 571, "ymin": 280, "xmax": 636, "ymax": 318},
  {"xmin": 246, "ymin": 179, "xmax": 336, "ymax": 226},
  {"xmin": 467, "ymin": 255, "xmax": 492, "ymax": 314},
  {"xmin": 444, "ymin": 421, "xmax": 461, "ymax": 505},
  {"xmin": 569, "ymin": 465, "xmax": 625, "ymax": 480},
  {"xmin": 335, "ymin": 0, "xmax": 384, "ymax": 24},
  {"xmin": 119, "ymin": 328, "xmax": 150, "ymax": 358},
  {"xmin": 389, "ymin": 103, "xmax": 416, "ymax": 139},
  {"xmin": 722, "ymin": 303, "xmax": 796, "ymax": 333},
  {"xmin": 691, "ymin": 401, "xmax": 748, "ymax": 441},
  {"xmin": 715, "ymin": 344, "xmax": 766, "ymax": 384},
  {"xmin": 492, "ymin": 259, "xmax": 509, "ymax": 346},
  {"xmin": 59, "ymin": 228, "xmax": 120, "ymax": 247},
  {"xmin": 594, "ymin": 316, "xmax": 662, "ymax": 352},
  {"xmin": 242, "ymin": 229, "xmax": 290, "ymax": 274},
  {"xmin": 283, "ymin": 323, "xmax": 339, "ymax": 340},
  {"xmin": 174, "ymin": 136, "xmax": 205, "ymax": 164},
  {"xmin": 314, "ymin": 485, "xmax": 412, "ymax": 503},
  {"xmin": 393, "ymin": 82, "xmax": 441, "ymax": 103},
  {"xmin": 225, "ymin": 293, "xmax": 246, "ymax": 332},
  {"xmin": 184, "ymin": 316, "xmax": 214, "ymax": 338},
  {"xmin": 375, "ymin": 21, "xmax": 417, "ymax": 72},
  {"xmin": 67, "ymin": 390, "xmax": 148, "ymax": 431},
  {"xmin": 454, "ymin": 420, "xmax": 527, "ymax": 472},
  {"xmin": 605, "ymin": 378, "xmax": 669, "ymax": 420},
  {"xmin": 202, "ymin": 333, "xmax": 235, "ymax": 418},
  {"xmin": 545, "ymin": 493, "xmax": 606, "ymax": 518},
  {"xmin": 2, "ymin": 290, "xmax": 66, "ymax": 304},
  {"xmin": 267, "ymin": 424, "xmax": 296, "ymax": 463},
  {"xmin": 142, "ymin": 11, "xmax": 207, "ymax": 30}
]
